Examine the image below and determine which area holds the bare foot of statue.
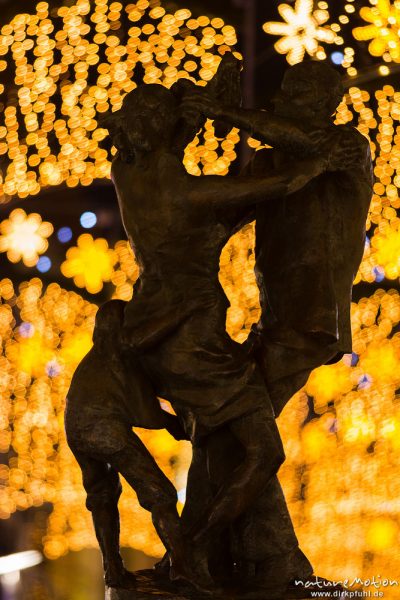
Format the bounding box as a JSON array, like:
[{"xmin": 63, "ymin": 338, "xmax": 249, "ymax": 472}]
[
  {"xmin": 154, "ymin": 552, "xmax": 170, "ymax": 574},
  {"xmin": 170, "ymin": 550, "xmax": 216, "ymax": 596},
  {"xmin": 105, "ymin": 566, "xmax": 137, "ymax": 589},
  {"xmin": 153, "ymin": 548, "xmax": 217, "ymax": 596}
]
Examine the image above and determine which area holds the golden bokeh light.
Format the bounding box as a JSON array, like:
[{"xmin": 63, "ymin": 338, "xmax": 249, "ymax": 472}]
[
  {"xmin": 1, "ymin": 250, "xmax": 400, "ymax": 577},
  {"xmin": 60, "ymin": 233, "xmax": 117, "ymax": 294},
  {"xmin": 0, "ymin": 208, "xmax": 53, "ymax": 267},
  {"xmin": 184, "ymin": 120, "xmax": 240, "ymax": 176},
  {"xmin": 353, "ymin": 0, "xmax": 400, "ymax": 62}
]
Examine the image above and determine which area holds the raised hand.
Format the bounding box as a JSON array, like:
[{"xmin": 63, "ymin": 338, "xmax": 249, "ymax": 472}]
[
  {"xmin": 180, "ymin": 87, "xmax": 221, "ymax": 121},
  {"xmin": 326, "ymin": 131, "xmax": 368, "ymax": 172}
]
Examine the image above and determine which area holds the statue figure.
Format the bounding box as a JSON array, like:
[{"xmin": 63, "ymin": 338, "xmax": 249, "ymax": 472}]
[
  {"xmin": 64, "ymin": 300, "xmax": 207, "ymax": 593},
  {"xmin": 182, "ymin": 59, "xmax": 373, "ymax": 594},
  {"xmin": 102, "ymin": 76, "xmax": 350, "ymax": 597},
  {"xmin": 65, "ymin": 55, "xmax": 368, "ymax": 599},
  {"xmin": 186, "ymin": 60, "xmax": 373, "ymax": 414}
]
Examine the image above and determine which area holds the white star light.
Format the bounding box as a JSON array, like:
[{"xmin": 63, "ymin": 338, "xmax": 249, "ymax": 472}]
[
  {"xmin": 0, "ymin": 209, "xmax": 53, "ymax": 267},
  {"xmin": 263, "ymin": 0, "xmax": 335, "ymax": 65}
]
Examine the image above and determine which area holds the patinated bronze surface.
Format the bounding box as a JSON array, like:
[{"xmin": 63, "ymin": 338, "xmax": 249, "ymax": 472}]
[{"xmin": 65, "ymin": 56, "xmax": 372, "ymax": 599}]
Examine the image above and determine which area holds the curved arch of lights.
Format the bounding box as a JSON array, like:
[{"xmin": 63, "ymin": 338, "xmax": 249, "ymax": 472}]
[{"xmin": 0, "ymin": 0, "xmax": 239, "ymax": 202}]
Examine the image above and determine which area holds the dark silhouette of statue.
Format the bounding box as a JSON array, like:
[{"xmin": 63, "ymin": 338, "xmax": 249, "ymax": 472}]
[
  {"xmin": 65, "ymin": 55, "xmax": 369, "ymax": 599},
  {"xmin": 65, "ymin": 300, "xmax": 209, "ymax": 593},
  {"xmin": 104, "ymin": 71, "xmax": 351, "ymax": 595}
]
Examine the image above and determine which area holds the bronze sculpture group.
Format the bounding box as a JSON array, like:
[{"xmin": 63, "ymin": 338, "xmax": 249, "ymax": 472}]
[{"xmin": 64, "ymin": 55, "xmax": 373, "ymax": 599}]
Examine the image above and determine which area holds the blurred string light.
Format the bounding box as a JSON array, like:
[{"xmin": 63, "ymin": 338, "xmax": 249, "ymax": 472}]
[
  {"xmin": 220, "ymin": 238, "xmax": 400, "ymax": 578},
  {"xmin": 110, "ymin": 239, "xmax": 139, "ymax": 300},
  {"xmin": 0, "ymin": 208, "xmax": 53, "ymax": 267},
  {"xmin": 335, "ymin": 85, "xmax": 400, "ymax": 283},
  {"xmin": 60, "ymin": 233, "xmax": 117, "ymax": 294},
  {"xmin": 0, "ymin": 0, "xmax": 239, "ymax": 202},
  {"xmin": 262, "ymin": 0, "xmax": 335, "ymax": 65},
  {"xmin": 0, "ymin": 0, "xmax": 399, "ymax": 582},
  {"xmin": 184, "ymin": 120, "xmax": 240, "ymax": 176},
  {"xmin": 243, "ymin": 85, "xmax": 400, "ymax": 287}
]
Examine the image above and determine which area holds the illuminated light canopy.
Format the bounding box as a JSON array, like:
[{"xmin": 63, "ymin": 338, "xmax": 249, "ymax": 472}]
[
  {"xmin": 0, "ymin": 208, "xmax": 53, "ymax": 267},
  {"xmin": 1, "ymin": 246, "xmax": 400, "ymax": 569},
  {"xmin": 0, "ymin": 0, "xmax": 399, "ymax": 579},
  {"xmin": 0, "ymin": 0, "xmax": 239, "ymax": 201},
  {"xmin": 263, "ymin": 0, "xmax": 335, "ymax": 65},
  {"xmin": 60, "ymin": 233, "xmax": 117, "ymax": 294},
  {"xmin": 353, "ymin": 0, "xmax": 400, "ymax": 62}
]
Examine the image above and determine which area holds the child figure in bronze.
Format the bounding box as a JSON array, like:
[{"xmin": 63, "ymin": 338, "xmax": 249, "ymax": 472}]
[{"xmin": 64, "ymin": 300, "xmax": 201, "ymax": 593}]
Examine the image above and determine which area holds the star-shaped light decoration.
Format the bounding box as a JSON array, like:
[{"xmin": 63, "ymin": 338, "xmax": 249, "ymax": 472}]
[
  {"xmin": 61, "ymin": 233, "xmax": 117, "ymax": 294},
  {"xmin": 263, "ymin": 0, "xmax": 335, "ymax": 65},
  {"xmin": 0, "ymin": 209, "xmax": 53, "ymax": 267},
  {"xmin": 353, "ymin": 0, "xmax": 400, "ymax": 62}
]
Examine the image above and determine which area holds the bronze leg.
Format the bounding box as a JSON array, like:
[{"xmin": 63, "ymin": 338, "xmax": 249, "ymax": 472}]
[{"xmin": 74, "ymin": 452, "xmax": 135, "ymax": 588}]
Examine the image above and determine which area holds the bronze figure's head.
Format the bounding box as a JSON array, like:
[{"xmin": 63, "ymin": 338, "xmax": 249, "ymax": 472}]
[
  {"xmin": 101, "ymin": 84, "xmax": 179, "ymax": 162},
  {"xmin": 274, "ymin": 61, "xmax": 344, "ymax": 125}
]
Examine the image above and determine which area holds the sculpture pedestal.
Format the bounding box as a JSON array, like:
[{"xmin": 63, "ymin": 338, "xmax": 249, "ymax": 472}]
[
  {"xmin": 105, "ymin": 570, "xmax": 348, "ymax": 599},
  {"xmin": 105, "ymin": 570, "xmax": 196, "ymax": 600}
]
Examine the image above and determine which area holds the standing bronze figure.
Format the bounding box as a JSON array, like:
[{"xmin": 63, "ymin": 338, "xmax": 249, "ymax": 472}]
[{"xmin": 182, "ymin": 59, "xmax": 373, "ymax": 594}]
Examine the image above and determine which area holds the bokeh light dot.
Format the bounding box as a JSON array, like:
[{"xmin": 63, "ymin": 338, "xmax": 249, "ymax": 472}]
[
  {"xmin": 36, "ymin": 255, "xmax": 51, "ymax": 273},
  {"xmin": 80, "ymin": 211, "xmax": 97, "ymax": 229},
  {"xmin": 331, "ymin": 51, "xmax": 344, "ymax": 65},
  {"xmin": 57, "ymin": 226, "xmax": 73, "ymax": 243}
]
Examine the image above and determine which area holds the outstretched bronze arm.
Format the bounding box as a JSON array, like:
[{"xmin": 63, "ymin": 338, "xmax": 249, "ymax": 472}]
[
  {"xmin": 188, "ymin": 155, "xmax": 326, "ymax": 209},
  {"xmin": 211, "ymin": 106, "xmax": 316, "ymax": 155},
  {"xmin": 181, "ymin": 89, "xmax": 317, "ymax": 156}
]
